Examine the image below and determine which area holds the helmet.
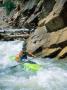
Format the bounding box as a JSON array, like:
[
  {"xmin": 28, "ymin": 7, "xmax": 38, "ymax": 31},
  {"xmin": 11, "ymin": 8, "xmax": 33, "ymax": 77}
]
[{"xmin": 22, "ymin": 40, "xmax": 27, "ymax": 51}]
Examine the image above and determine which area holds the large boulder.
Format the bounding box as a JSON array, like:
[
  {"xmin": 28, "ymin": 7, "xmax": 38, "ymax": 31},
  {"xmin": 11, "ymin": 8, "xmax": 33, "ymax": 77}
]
[
  {"xmin": 38, "ymin": 0, "xmax": 67, "ymax": 32},
  {"xmin": 27, "ymin": 26, "xmax": 47, "ymax": 52},
  {"xmin": 27, "ymin": 27, "xmax": 67, "ymax": 58}
]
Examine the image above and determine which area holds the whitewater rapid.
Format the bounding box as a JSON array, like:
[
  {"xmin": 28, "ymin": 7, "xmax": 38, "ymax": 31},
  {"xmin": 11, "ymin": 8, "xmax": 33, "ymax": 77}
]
[{"xmin": 0, "ymin": 41, "xmax": 67, "ymax": 90}]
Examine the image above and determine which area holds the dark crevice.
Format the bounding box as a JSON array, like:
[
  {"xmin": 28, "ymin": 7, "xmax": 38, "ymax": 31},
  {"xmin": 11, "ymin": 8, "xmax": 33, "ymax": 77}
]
[
  {"xmin": 44, "ymin": 49, "xmax": 61, "ymax": 58},
  {"xmin": 33, "ymin": 46, "xmax": 43, "ymax": 55},
  {"xmin": 23, "ymin": 6, "xmax": 36, "ymax": 16},
  {"xmin": 0, "ymin": 34, "xmax": 4, "ymax": 39},
  {"xmin": 50, "ymin": 40, "xmax": 67, "ymax": 48},
  {"xmin": 33, "ymin": 41, "xmax": 37, "ymax": 44},
  {"xmin": 24, "ymin": 17, "xmax": 38, "ymax": 29},
  {"xmin": 0, "ymin": 0, "xmax": 3, "ymax": 5},
  {"xmin": 59, "ymin": 53, "xmax": 67, "ymax": 59},
  {"xmin": 60, "ymin": 1, "xmax": 67, "ymax": 26}
]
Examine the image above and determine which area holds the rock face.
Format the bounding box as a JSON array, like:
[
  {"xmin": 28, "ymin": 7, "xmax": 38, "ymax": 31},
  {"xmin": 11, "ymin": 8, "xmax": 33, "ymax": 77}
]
[
  {"xmin": 26, "ymin": 0, "xmax": 67, "ymax": 59},
  {"xmin": 0, "ymin": 0, "xmax": 67, "ymax": 58},
  {"xmin": 0, "ymin": 7, "xmax": 9, "ymax": 29},
  {"xmin": 6, "ymin": 0, "xmax": 56, "ymax": 29},
  {"xmin": 1, "ymin": 0, "xmax": 67, "ymax": 30},
  {"xmin": 38, "ymin": 0, "xmax": 67, "ymax": 31},
  {"xmin": 27, "ymin": 27, "xmax": 67, "ymax": 58},
  {"xmin": 27, "ymin": 26, "xmax": 47, "ymax": 52}
]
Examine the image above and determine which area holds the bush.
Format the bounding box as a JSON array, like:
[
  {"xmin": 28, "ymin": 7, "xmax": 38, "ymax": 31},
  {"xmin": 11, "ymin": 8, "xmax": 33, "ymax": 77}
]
[{"xmin": 3, "ymin": 0, "xmax": 16, "ymax": 15}]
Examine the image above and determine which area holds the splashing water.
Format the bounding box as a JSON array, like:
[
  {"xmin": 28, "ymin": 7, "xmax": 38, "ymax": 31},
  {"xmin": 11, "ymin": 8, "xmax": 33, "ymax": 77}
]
[{"xmin": 0, "ymin": 41, "xmax": 67, "ymax": 90}]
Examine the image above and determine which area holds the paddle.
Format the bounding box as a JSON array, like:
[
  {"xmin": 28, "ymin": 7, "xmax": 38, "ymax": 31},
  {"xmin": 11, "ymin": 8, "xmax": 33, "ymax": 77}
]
[{"xmin": 8, "ymin": 55, "xmax": 42, "ymax": 72}]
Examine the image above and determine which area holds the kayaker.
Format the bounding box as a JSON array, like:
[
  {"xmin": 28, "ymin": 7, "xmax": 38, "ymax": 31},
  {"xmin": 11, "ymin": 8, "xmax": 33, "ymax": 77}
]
[{"xmin": 16, "ymin": 40, "xmax": 35, "ymax": 62}]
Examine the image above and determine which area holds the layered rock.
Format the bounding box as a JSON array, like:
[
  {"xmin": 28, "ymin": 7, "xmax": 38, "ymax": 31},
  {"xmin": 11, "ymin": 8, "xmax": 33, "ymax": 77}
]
[
  {"xmin": 57, "ymin": 46, "xmax": 67, "ymax": 58},
  {"xmin": 26, "ymin": 0, "xmax": 67, "ymax": 59},
  {"xmin": 38, "ymin": 0, "xmax": 67, "ymax": 26},
  {"xmin": 0, "ymin": 0, "xmax": 67, "ymax": 58},
  {"xmin": 7, "ymin": 0, "xmax": 56, "ymax": 29},
  {"xmin": 0, "ymin": 0, "xmax": 67, "ymax": 30},
  {"xmin": 0, "ymin": 7, "xmax": 9, "ymax": 29},
  {"xmin": 27, "ymin": 27, "xmax": 67, "ymax": 58}
]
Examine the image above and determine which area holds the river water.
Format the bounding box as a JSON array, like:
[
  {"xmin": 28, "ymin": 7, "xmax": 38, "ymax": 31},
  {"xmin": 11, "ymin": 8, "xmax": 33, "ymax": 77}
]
[{"xmin": 0, "ymin": 41, "xmax": 67, "ymax": 90}]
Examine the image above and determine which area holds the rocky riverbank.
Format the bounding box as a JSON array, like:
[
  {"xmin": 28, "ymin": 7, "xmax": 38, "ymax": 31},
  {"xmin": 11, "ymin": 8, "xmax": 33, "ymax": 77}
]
[
  {"xmin": 26, "ymin": 0, "xmax": 67, "ymax": 59},
  {"xmin": 0, "ymin": 0, "xmax": 67, "ymax": 58},
  {"xmin": 27, "ymin": 27, "xmax": 67, "ymax": 59}
]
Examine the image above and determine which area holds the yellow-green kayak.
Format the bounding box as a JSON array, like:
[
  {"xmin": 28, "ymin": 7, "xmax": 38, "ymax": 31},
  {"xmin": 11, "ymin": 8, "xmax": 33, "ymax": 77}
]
[
  {"xmin": 21, "ymin": 62, "xmax": 41, "ymax": 72},
  {"xmin": 9, "ymin": 55, "xmax": 41, "ymax": 72}
]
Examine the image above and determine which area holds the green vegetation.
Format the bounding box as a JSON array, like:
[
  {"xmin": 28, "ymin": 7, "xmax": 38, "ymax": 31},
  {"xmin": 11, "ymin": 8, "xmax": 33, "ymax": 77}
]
[{"xmin": 3, "ymin": 0, "xmax": 16, "ymax": 15}]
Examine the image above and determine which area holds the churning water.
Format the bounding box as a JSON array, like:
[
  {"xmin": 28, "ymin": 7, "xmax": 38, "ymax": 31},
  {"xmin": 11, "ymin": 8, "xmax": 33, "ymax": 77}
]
[{"xmin": 0, "ymin": 41, "xmax": 67, "ymax": 90}]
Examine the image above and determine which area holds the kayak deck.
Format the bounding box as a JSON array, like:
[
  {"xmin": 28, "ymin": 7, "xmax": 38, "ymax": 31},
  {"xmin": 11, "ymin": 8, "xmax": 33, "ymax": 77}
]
[
  {"xmin": 9, "ymin": 55, "xmax": 41, "ymax": 72},
  {"xmin": 21, "ymin": 62, "xmax": 41, "ymax": 72}
]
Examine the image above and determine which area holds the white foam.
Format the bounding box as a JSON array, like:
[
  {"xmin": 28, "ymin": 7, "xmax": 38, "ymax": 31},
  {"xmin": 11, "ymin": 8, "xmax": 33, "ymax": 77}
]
[
  {"xmin": 0, "ymin": 41, "xmax": 67, "ymax": 90},
  {"xmin": 0, "ymin": 41, "xmax": 23, "ymax": 68}
]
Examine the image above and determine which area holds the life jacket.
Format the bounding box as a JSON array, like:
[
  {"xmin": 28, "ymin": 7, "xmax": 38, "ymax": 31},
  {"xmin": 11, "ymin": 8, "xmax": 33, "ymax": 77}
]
[
  {"xmin": 15, "ymin": 51, "xmax": 23, "ymax": 62},
  {"xmin": 16, "ymin": 51, "xmax": 28, "ymax": 62},
  {"xmin": 20, "ymin": 52, "xmax": 28, "ymax": 61},
  {"xmin": 16, "ymin": 51, "xmax": 33, "ymax": 62}
]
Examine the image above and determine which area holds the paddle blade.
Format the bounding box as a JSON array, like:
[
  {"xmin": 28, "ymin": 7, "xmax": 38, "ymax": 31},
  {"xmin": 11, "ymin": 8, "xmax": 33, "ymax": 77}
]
[{"xmin": 9, "ymin": 55, "xmax": 16, "ymax": 61}]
